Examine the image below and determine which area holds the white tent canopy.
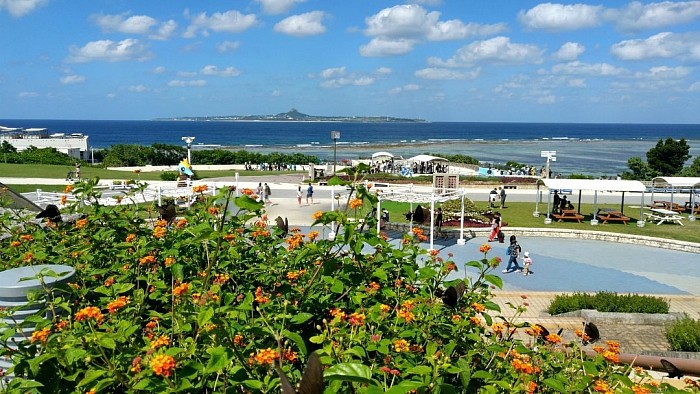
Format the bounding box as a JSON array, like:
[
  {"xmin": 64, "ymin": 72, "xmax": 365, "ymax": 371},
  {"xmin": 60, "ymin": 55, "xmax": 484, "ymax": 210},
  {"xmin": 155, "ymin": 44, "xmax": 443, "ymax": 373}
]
[
  {"xmin": 377, "ymin": 185, "xmax": 467, "ymax": 250},
  {"xmin": 372, "ymin": 151, "xmax": 395, "ymax": 159},
  {"xmin": 651, "ymin": 177, "xmax": 700, "ymax": 213},
  {"xmin": 406, "ymin": 154, "xmax": 448, "ymax": 162},
  {"xmin": 535, "ymin": 178, "xmax": 647, "ymax": 222}
]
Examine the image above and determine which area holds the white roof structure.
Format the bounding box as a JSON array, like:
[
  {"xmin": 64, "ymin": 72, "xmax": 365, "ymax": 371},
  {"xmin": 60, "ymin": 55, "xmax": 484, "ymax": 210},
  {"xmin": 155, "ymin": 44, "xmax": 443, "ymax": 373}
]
[
  {"xmin": 406, "ymin": 154, "xmax": 448, "ymax": 162},
  {"xmin": 377, "ymin": 185, "xmax": 468, "ymax": 250},
  {"xmin": 537, "ymin": 178, "xmax": 646, "ymax": 192},
  {"xmin": 372, "ymin": 151, "xmax": 394, "ymax": 159},
  {"xmin": 651, "ymin": 177, "xmax": 700, "ymax": 188}
]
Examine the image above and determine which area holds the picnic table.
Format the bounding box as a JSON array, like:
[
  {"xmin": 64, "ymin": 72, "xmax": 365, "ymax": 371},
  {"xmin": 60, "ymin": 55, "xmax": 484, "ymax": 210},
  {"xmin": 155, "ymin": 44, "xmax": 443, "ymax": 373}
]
[
  {"xmin": 551, "ymin": 209, "xmax": 585, "ymax": 223},
  {"xmin": 644, "ymin": 208, "xmax": 684, "ymax": 225},
  {"xmin": 596, "ymin": 208, "xmax": 630, "ymax": 224},
  {"xmin": 648, "ymin": 200, "xmax": 684, "ymax": 213},
  {"xmin": 685, "ymin": 201, "xmax": 700, "ymax": 215}
]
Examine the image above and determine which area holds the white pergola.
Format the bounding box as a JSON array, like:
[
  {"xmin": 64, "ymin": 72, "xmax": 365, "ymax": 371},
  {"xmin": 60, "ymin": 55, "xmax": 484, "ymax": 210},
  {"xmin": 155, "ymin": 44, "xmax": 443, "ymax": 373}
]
[
  {"xmin": 377, "ymin": 185, "xmax": 468, "ymax": 250},
  {"xmin": 535, "ymin": 178, "xmax": 647, "ymax": 223},
  {"xmin": 651, "ymin": 176, "xmax": 700, "ymax": 216}
]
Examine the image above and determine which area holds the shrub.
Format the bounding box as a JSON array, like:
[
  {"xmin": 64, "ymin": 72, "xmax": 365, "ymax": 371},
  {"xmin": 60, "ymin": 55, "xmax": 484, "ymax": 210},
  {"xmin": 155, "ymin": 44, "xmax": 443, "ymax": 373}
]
[
  {"xmin": 159, "ymin": 171, "xmax": 179, "ymax": 181},
  {"xmin": 547, "ymin": 291, "xmax": 670, "ymax": 315},
  {"xmin": 0, "ymin": 179, "xmax": 692, "ymax": 393},
  {"xmin": 666, "ymin": 315, "xmax": 700, "ymax": 352}
]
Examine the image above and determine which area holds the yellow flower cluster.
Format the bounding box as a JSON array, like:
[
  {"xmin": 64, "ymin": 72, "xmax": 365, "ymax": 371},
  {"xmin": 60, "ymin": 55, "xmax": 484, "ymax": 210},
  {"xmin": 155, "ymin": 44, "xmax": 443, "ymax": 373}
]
[
  {"xmin": 150, "ymin": 354, "xmax": 176, "ymax": 377},
  {"xmin": 173, "ymin": 282, "xmax": 189, "ymax": 297},
  {"xmin": 393, "ymin": 339, "xmax": 410, "ymax": 352},
  {"xmin": 254, "ymin": 287, "xmax": 270, "ymax": 304},
  {"xmin": 150, "ymin": 335, "xmax": 170, "ymax": 349},
  {"xmin": 107, "ymin": 296, "xmax": 129, "ymax": 314},
  {"xmin": 251, "ymin": 348, "xmax": 279, "ymax": 365},
  {"xmin": 30, "ymin": 327, "xmax": 51, "ymax": 344},
  {"xmin": 75, "ymin": 306, "xmax": 104, "ymax": 323},
  {"xmin": 153, "ymin": 225, "xmax": 167, "ymax": 238}
]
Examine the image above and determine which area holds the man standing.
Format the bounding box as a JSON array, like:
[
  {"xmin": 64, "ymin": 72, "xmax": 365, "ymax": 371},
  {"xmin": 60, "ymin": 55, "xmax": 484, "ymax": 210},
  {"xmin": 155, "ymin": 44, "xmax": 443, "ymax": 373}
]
[{"xmin": 500, "ymin": 187, "xmax": 507, "ymax": 208}]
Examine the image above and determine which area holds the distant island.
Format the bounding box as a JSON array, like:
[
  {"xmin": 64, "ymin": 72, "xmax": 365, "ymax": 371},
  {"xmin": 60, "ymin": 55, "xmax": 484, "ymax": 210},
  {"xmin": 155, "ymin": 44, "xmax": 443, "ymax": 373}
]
[{"xmin": 155, "ymin": 108, "xmax": 427, "ymax": 123}]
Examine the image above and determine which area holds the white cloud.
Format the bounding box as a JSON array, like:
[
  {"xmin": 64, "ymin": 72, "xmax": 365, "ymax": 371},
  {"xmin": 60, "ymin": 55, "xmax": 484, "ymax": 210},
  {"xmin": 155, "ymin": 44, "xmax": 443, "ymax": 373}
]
[
  {"xmin": 376, "ymin": 67, "xmax": 393, "ymax": 75},
  {"xmin": 0, "ymin": 0, "xmax": 48, "ymax": 17},
  {"xmin": 553, "ymin": 42, "xmax": 585, "ymax": 61},
  {"xmin": 200, "ymin": 65, "xmax": 242, "ymax": 77},
  {"xmin": 168, "ymin": 79, "xmax": 207, "ymax": 87},
  {"xmin": 388, "ymin": 84, "xmax": 421, "ymax": 95},
  {"xmin": 609, "ymin": 1, "xmax": 700, "ymax": 32},
  {"xmin": 150, "ymin": 20, "xmax": 177, "ymax": 40},
  {"xmin": 67, "ymin": 39, "xmax": 152, "ymax": 63},
  {"xmin": 689, "ymin": 81, "xmax": 700, "ymax": 91},
  {"xmin": 274, "ymin": 11, "xmax": 326, "ymax": 37},
  {"xmin": 17, "ymin": 91, "xmax": 40, "ymax": 98},
  {"xmin": 428, "ymin": 37, "xmax": 544, "ymax": 67},
  {"xmin": 610, "ymin": 32, "xmax": 700, "ymax": 61},
  {"xmin": 93, "ymin": 13, "xmax": 157, "ymax": 34},
  {"xmin": 403, "ymin": 84, "xmax": 420, "ymax": 91},
  {"xmin": 256, "ymin": 0, "xmax": 306, "ymax": 14},
  {"xmin": 537, "ymin": 95, "xmax": 557, "ymax": 104},
  {"xmin": 568, "ymin": 78, "xmax": 586, "ymax": 87},
  {"xmin": 106, "ymin": 93, "xmax": 117, "ymax": 99},
  {"xmin": 635, "ymin": 65, "xmax": 692, "ymax": 79},
  {"xmin": 183, "ymin": 10, "xmax": 258, "ymax": 38},
  {"xmin": 414, "ymin": 67, "xmax": 479, "ymax": 80},
  {"xmin": 551, "ymin": 61, "xmax": 627, "ymax": 76},
  {"xmin": 153, "ymin": 66, "xmax": 166, "ymax": 74},
  {"xmin": 128, "ymin": 84, "xmax": 149, "ymax": 92},
  {"xmin": 518, "ymin": 3, "xmax": 603, "ymax": 31},
  {"xmin": 216, "ymin": 40, "xmax": 240, "ymax": 53},
  {"xmin": 60, "ymin": 74, "xmax": 85, "ymax": 85},
  {"xmin": 271, "ymin": 89, "xmax": 281, "ymax": 96},
  {"xmin": 177, "ymin": 71, "xmax": 197, "ymax": 77},
  {"xmin": 359, "ymin": 37, "xmax": 416, "ymax": 57},
  {"xmin": 317, "ymin": 66, "xmax": 375, "ymax": 88}
]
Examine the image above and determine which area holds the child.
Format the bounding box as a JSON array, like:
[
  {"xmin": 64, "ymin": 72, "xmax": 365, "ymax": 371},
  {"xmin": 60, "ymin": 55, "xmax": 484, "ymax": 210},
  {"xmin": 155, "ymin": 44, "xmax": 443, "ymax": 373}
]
[{"xmin": 523, "ymin": 252, "xmax": 533, "ymax": 276}]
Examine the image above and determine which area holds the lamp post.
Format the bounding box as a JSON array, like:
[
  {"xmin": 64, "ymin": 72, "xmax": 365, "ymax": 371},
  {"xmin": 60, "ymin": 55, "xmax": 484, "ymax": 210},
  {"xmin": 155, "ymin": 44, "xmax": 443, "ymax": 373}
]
[
  {"xmin": 182, "ymin": 136, "xmax": 195, "ymax": 164},
  {"xmin": 331, "ymin": 131, "xmax": 340, "ymax": 175}
]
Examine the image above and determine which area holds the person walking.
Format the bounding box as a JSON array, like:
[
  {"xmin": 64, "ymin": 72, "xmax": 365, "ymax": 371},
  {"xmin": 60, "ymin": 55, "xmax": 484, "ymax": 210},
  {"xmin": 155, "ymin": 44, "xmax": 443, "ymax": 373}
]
[
  {"xmin": 435, "ymin": 207, "xmax": 445, "ymax": 239},
  {"xmin": 503, "ymin": 235, "xmax": 522, "ymax": 273},
  {"xmin": 489, "ymin": 188, "xmax": 498, "ymax": 208},
  {"xmin": 306, "ymin": 183, "xmax": 314, "ymax": 204},
  {"xmin": 487, "ymin": 212, "xmax": 501, "ymax": 242},
  {"xmin": 296, "ymin": 185, "xmax": 303, "ymax": 206},
  {"xmin": 500, "ymin": 187, "xmax": 507, "ymax": 208},
  {"xmin": 522, "ymin": 252, "xmax": 533, "ymax": 276},
  {"xmin": 264, "ymin": 183, "xmax": 271, "ymax": 204},
  {"xmin": 74, "ymin": 162, "xmax": 81, "ymax": 181}
]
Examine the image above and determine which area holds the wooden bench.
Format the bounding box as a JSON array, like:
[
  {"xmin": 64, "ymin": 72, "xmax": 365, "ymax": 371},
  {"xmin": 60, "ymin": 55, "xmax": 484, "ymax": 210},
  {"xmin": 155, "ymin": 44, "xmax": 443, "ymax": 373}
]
[
  {"xmin": 596, "ymin": 209, "xmax": 630, "ymax": 224},
  {"xmin": 551, "ymin": 209, "xmax": 585, "ymax": 223}
]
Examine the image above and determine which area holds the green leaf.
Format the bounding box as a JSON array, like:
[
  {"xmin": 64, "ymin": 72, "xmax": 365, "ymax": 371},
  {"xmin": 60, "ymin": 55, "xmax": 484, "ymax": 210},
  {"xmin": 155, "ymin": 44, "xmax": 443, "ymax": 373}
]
[
  {"xmin": 65, "ymin": 348, "xmax": 87, "ymax": 365},
  {"xmin": 289, "ymin": 312, "xmax": 313, "ymax": 325},
  {"xmin": 327, "ymin": 176, "xmax": 348, "ymax": 186},
  {"xmin": 197, "ymin": 306, "xmax": 215, "ymax": 327},
  {"xmin": 282, "ymin": 330, "xmax": 308, "ymax": 356},
  {"xmin": 97, "ymin": 336, "xmax": 116, "ymax": 350},
  {"xmin": 330, "ymin": 279, "xmax": 344, "ymax": 294},
  {"xmin": 204, "ymin": 346, "xmax": 233, "ymax": 374},
  {"xmin": 405, "ymin": 365, "xmax": 432, "ymax": 375},
  {"xmin": 471, "ymin": 370, "xmax": 492, "ymax": 380},
  {"xmin": 324, "ymin": 363, "xmax": 372, "ymax": 384},
  {"xmin": 235, "ymin": 195, "xmax": 264, "ymax": 211},
  {"xmin": 309, "ymin": 335, "xmax": 324, "ymax": 344},
  {"xmin": 385, "ymin": 380, "xmax": 425, "ymax": 394},
  {"xmin": 243, "ymin": 380, "xmax": 263, "ymax": 390},
  {"xmin": 543, "ymin": 377, "xmax": 567, "ymax": 392},
  {"xmin": 483, "ymin": 274, "xmax": 503, "ymax": 289},
  {"xmin": 77, "ymin": 369, "xmax": 107, "ymax": 387}
]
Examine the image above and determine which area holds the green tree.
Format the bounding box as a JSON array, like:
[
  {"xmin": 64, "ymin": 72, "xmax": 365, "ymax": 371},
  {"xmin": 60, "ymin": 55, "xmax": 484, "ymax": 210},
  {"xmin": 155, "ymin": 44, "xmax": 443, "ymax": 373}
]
[
  {"xmin": 646, "ymin": 138, "xmax": 691, "ymax": 176},
  {"xmin": 681, "ymin": 157, "xmax": 700, "ymax": 177},
  {"xmin": 0, "ymin": 141, "xmax": 17, "ymax": 154},
  {"xmin": 621, "ymin": 157, "xmax": 656, "ymax": 180}
]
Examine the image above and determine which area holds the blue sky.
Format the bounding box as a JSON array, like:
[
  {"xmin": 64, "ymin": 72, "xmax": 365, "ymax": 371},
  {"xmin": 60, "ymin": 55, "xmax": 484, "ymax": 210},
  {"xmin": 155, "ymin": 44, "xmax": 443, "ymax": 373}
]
[{"xmin": 1, "ymin": 0, "xmax": 699, "ymax": 123}]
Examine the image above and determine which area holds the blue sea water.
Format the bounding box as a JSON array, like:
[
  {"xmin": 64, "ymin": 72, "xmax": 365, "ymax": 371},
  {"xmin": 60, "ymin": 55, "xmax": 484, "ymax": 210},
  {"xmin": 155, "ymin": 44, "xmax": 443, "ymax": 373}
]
[{"xmin": 2, "ymin": 119, "xmax": 699, "ymax": 176}]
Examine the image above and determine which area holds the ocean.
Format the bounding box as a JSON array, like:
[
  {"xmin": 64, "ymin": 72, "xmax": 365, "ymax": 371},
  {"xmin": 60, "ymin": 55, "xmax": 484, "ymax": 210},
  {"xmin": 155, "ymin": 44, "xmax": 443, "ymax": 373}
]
[{"xmin": 2, "ymin": 119, "xmax": 699, "ymax": 176}]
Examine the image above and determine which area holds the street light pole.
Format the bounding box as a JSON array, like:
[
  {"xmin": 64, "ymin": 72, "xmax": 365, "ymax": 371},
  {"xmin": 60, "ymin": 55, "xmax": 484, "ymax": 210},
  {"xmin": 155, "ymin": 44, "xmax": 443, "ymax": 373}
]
[
  {"xmin": 182, "ymin": 136, "xmax": 195, "ymax": 164},
  {"xmin": 331, "ymin": 131, "xmax": 340, "ymax": 175}
]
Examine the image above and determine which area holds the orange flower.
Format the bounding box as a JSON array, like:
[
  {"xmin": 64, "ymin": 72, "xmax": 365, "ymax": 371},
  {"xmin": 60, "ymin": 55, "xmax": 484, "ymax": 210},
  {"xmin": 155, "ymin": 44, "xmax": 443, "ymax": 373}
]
[
  {"xmin": 20, "ymin": 234, "xmax": 33, "ymax": 242},
  {"xmin": 307, "ymin": 231, "xmax": 319, "ymax": 241},
  {"xmin": 30, "ymin": 326, "xmax": 51, "ymax": 343},
  {"xmin": 150, "ymin": 335, "xmax": 170, "ymax": 349},
  {"xmin": 86, "ymin": 389, "xmax": 96, "ymax": 394},
  {"xmin": 349, "ymin": 198, "xmax": 363, "ymax": 209},
  {"xmin": 104, "ymin": 277, "xmax": 115, "ymax": 287},
  {"xmin": 223, "ymin": 233, "xmax": 235, "ymax": 241},
  {"xmin": 348, "ymin": 312, "xmax": 365, "ymax": 326},
  {"xmin": 593, "ymin": 380, "xmax": 612, "ymax": 393},
  {"xmin": 492, "ymin": 323, "xmax": 505, "ymax": 335},
  {"xmin": 283, "ymin": 349, "xmax": 298, "ymax": 362},
  {"xmin": 285, "ymin": 233, "xmax": 304, "ymax": 250},
  {"xmin": 173, "ymin": 283, "xmax": 189, "ymax": 296},
  {"xmin": 412, "ymin": 227, "xmax": 423, "ymax": 236},
  {"xmin": 107, "ymin": 296, "xmax": 130, "ymax": 314},
  {"xmin": 64, "ymin": 185, "xmax": 73, "ymax": 193},
  {"xmin": 379, "ymin": 304, "xmax": 390, "ymax": 313},
  {"xmin": 208, "ymin": 206, "xmax": 220, "ymax": 215},
  {"xmin": 254, "ymin": 287, "xmax": 270, "ymax": 304},
  {"xmin": 470, "ymin": 316, "xmax": 481, "ymax": 325},
  {"xmin": 545, "ymin": 333, "xmax": 562, "ymax": 344},
  {"xmin": 286, "ymin": 270, "xmax": 304, "ymax": 281},
  {"xmin": 10, "ymin": 240, "xmax": 20, "ymax": 248},
  {"xmin": 192, "ymin": 185, "xmax": 208, "ymax": 193},
  {"xmin": 452, "ymin": 314, "xmax": 461, "ymax": 322},
  {"xmin": 75, "ymin": 218, "xmax": 88, "ymax": 229},
  {"xmin": 213, "ymin": 273, "xmax": 230, "ymax": 285},
  {"xmin": 312, "ymin": 211, "xmax": 323, "ymax": 220},
  {"xmin": 60, "ymin": 195, "xmax": 67, "ymax": 205},
  {"xmin": 175, "ymin": 219, "xmax": 187, "ymax": 228},
  {"xmin": 397, "ymin": 308, "xmax": 415, "ymax": 323},
  {"xmin": 75, "ymin": 306, "xmax": 104, "ymax": 323},
  {"xmin": 164, "ymin": 256, "xmax": 176, "ymax": 267},
  {"xmin": 153, "ymin": 226, "xmax": 167, "ymax": 238},
  {"xmin": 479, "ymin": 244, "xmax": 491, "ymax": 253},
  {"xmin": 471, "ymin": 302, "xmax": 485, "ymax": 313},
  {"xmin": 631, "ymin": 385, "xmax": 651, "ymax": 394},
  {"xmin": 329, "ymin": 308, "xmax": 346, "ymax": 321},
  {"xmin": 393, "ymin": 339, "xmax": 410, "ymax": 352},
  {"xmin": 241, "ymin": 188, "xmax": 254, "ymax": 195},
  {"xmin": 139, "ymin": 255, "xmax": 157, "ymax": 265},
  {"xmin": 366, "ymin": 281, "xmax": 380, "ymax": 293},
  {"xmin": 125, "ymin": 233, "xmax": 136, "ymax": 243},
  {"xmin": 601, "ymin": 350, "xmax": 620, "ymax": 363},
  {"xmin": 253, "ymin": 348, "xmax": 279, "ymax": 365},
  {"xmin": 155, "ymin": 219, "xmax": 167, "ymax": 227},
  {"xmin": 150, "ymin": 354, "xmax": 176, "ymax": 377}
]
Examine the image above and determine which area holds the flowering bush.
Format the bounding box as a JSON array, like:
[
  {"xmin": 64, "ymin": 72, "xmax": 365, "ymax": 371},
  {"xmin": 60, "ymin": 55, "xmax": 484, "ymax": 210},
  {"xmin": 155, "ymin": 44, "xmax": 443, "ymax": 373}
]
[{"xmin": 0, "ymin": 179, "xmax": 696, "ymax": 393}]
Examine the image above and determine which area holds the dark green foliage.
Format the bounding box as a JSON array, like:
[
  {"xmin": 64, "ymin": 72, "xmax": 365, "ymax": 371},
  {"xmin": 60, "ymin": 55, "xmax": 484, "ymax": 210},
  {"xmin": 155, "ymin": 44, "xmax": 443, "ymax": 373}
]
[
  {"xmin": 547, "ymin": 291, "xmax": 670, "ymax": 315},
  {"xmin": 666, "ymin": 315, "xmax": 700, "ymax": 352},
  {"xmin": 432, "ymin": 153, "xmax": 479, "ymax": 165},
  {"xmin": 569, "ymin": 173, "xmax": 594, "ymax": 179},
  {"xmin": 0, "ymin": 141, "xmax": 17, "ymax": 154},
  {"xmin": 160, "ymin": 171, "xmax": 180, "ymax": 181},
  {"xmin": 646, "ymin": 138, "xmax": 691, "ymax": 176},
  {"xmin": 681, "ymin": 157, "xmax": 700, "ymax": 177},
  {"xmin": 2, "ymin": 146, "xmax": 74, "ymax": 165},
  {"xmin": 622, "ymin": 157, "xmax": 656, "ymax": 180}
]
